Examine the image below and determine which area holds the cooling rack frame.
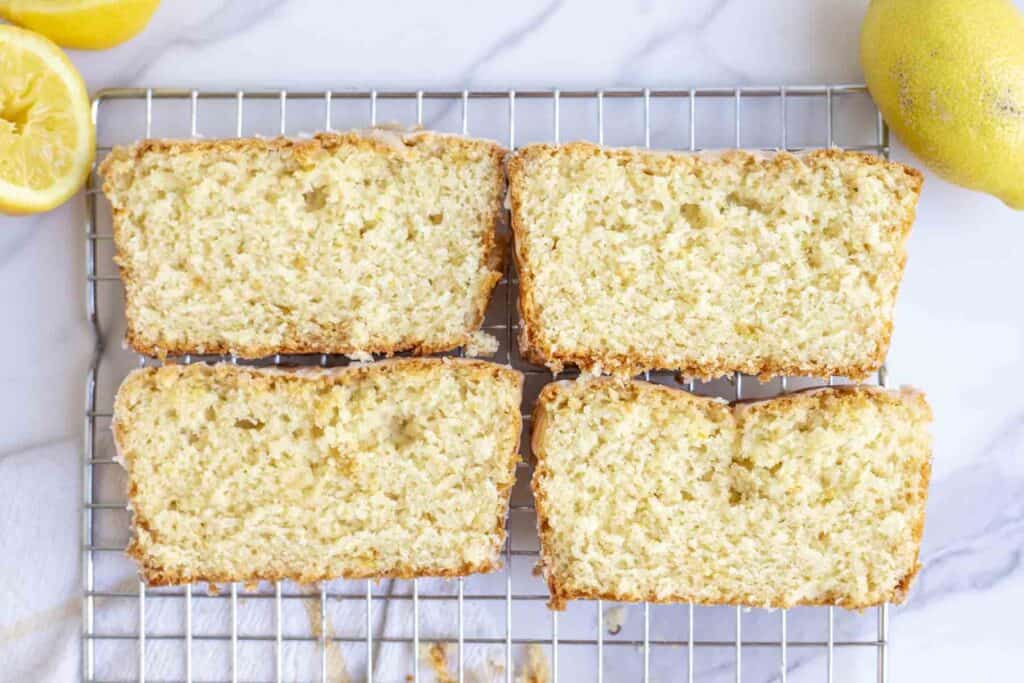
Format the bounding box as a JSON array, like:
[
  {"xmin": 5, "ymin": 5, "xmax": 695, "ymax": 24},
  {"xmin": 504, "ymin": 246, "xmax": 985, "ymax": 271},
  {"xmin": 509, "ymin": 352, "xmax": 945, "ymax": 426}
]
[{"xmin": 84, "ymin": 85, "xmax": 893, "ymax": 683}]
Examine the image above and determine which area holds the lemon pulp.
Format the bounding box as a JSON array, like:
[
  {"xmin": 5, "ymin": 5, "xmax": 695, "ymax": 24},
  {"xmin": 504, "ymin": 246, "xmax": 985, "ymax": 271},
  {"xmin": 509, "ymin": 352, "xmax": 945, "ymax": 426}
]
[{"xmin": 0, "ymin": 25, "xmax": 94, "ymax": 214}]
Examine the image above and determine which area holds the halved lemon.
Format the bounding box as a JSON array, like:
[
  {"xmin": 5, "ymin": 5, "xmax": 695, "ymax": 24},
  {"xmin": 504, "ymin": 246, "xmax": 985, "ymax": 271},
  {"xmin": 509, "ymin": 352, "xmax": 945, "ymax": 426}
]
[
  {"xmin": 0, "ymin": 24, "xmax": 94, "ymax": 215},
  {"xmin": 0, "ymin": 0, "xmax": 161, "ymax": 50}
]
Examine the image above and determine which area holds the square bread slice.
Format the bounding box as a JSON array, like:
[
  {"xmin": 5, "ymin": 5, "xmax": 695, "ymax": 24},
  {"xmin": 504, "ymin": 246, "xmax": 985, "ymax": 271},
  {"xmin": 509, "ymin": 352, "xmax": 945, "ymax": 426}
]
[
  {"xmin": 113, "ymin": 358, "xmax": 523, "ymax": 585},
  {"xmin": 508, "ymin": 144, "xmax": 923, "ymax": 379},
  {"xmin": 101, "ymin": 131, "xmax": 506, "ymax": 359},
  {"xmin": 532, "ymin": 379, "xmax": 931, "ymax": 609}
]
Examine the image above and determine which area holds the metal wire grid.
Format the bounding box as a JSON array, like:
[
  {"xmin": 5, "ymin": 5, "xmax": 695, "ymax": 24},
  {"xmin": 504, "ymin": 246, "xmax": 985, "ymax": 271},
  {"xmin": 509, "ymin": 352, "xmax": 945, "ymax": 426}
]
[{"xmin": 84, "ymin": 86, "xmax": 893, "ymax": 683}]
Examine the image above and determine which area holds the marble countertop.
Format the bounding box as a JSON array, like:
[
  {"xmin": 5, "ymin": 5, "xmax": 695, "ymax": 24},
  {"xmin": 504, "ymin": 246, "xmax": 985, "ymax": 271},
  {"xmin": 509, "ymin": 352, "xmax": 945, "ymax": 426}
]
[{"xmin": 2, "ymin": 1, "xmax": 1023, "ymax": 681}]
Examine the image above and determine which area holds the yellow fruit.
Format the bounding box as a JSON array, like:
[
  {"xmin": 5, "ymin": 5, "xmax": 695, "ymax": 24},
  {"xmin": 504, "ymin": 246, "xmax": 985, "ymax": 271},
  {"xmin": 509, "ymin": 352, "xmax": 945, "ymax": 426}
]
[
  {"xmin": 0, "ymin": 25, "xmax": 94, "ymax": 215},
  {"xmin": 861, "ymin": 0, "xmax": 1024, "ymax": 209},
  {"xmin": 0, "ymin": 0, "xmax": 160, "ymax": 50}
]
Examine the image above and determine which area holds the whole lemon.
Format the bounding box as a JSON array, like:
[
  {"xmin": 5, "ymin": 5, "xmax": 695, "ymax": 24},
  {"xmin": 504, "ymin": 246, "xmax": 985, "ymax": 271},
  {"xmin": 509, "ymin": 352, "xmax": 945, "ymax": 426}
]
[
  {"xmin": 861, "ymin": 0, "xmax": 1024, "ymax": 209},
  {"xmin": 0, "ymin": 0, "xmax": 161, "ymax": 50}
]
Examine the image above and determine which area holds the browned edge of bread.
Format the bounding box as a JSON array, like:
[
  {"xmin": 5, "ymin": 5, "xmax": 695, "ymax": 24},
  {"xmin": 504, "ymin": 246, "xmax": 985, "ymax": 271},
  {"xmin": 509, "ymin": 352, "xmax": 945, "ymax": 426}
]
[
  {"xmin": 507, "ymin": 144, "xmax": 924, "ymax": 381},
  {"xmin": 530, "ymin": 378, "xmax": 932, "ymax": 610},
  {"xmin": 101, "ymin": 132, "xmax": 508, "ymax": 360},
  {"xmin": 113, "ymin": 357, "xmax": 524, "ymax": 587}
]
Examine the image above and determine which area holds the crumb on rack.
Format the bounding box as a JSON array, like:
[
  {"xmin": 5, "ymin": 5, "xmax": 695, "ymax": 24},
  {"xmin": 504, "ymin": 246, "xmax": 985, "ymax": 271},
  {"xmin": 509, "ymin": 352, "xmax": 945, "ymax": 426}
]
[
  {"xmin": 483, "ymin": 652, "xmax": 507, "ymax": 680},
  {"xmin": 302, "ymin": 590, "xmax": 351, "ymax": 683},
  {"xmin": 604, "ymin": 605, "xmax": 626, "ymax": 635},
  {"xmin": 465, "ymin": 330, "xmax": 500, "ymax": 358},
  {"xmin": 515, "ymin": 644, "xmax": 550, "ymax": 683},
  {"xmin": 422, "ymin": 642, "xmax": 454, "ymax": 683}
]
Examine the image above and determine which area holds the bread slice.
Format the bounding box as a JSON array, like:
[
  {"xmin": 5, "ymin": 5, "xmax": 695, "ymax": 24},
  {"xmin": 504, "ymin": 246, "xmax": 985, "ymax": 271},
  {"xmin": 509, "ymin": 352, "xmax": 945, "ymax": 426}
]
[
  {"xmin": 508, "ymin": 144, "xmax": 923, "ymax": 379},
  {"xmin": 101, "ymin": 131, "xmax": 506, "ymax": 359},
  {"xmin": 532, "ymin": 379, "xmax": 931, "ymax": 609},
  {"xmin": 113, "ymin": 358, "xmax": 523, "ymax": 585}
]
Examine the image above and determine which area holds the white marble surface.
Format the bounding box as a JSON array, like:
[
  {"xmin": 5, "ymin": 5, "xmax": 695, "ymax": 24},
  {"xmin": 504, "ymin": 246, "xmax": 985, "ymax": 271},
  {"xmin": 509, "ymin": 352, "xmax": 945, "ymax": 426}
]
[{"xmin": 2, "ymin": 1, "xmax": 1024, "ymax": 681}]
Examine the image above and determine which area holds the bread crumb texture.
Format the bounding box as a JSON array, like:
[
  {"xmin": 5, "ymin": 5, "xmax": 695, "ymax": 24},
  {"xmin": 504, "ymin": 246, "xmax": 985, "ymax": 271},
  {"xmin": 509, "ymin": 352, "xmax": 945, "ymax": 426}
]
[
  {"xmin": 509, "ymin": 145, "xmax": 923, "ymax": 379},
  {"xmin": 113, "ymin": 358, "xmax": 523, "ymax": 585},
  {"xmin": 532, "ymin": 379, "xmax": 932, "ymax": 609},
  {"xmin": 101, "ymin": 132, "xmax": 506, "ymax": 358}
]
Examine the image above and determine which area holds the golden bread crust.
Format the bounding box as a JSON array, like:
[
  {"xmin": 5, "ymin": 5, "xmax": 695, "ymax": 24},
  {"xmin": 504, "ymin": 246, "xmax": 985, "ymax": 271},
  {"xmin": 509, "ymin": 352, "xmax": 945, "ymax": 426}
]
[
  {"xmin": 509, "ymin": 144, "xmax": 923, "ymax": 381},
  {"xmin": 114, "ymin": 357, "xmax": 523, "ymax": 586},
  {"xmin": 531, "ymin": 378, "xmax": 931, "ymax": 610},
  {"xmin": 102, "ymin": 132, "xmax": 507, "ymax": 359}
]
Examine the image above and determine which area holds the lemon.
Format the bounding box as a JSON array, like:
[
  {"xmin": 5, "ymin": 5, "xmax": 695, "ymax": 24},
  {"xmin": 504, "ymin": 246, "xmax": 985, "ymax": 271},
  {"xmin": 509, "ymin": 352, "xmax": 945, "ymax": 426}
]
[
  {"xmin": 0, "ymin": 0, "xmax": 160, "ymax": 50},
  {"xmin": 0, "ymin": 24, "xmax": 93, "ymax": 214},
  {"xmin": 861, "ymin": 0, "xmax": 1024, "ymax": 210}
]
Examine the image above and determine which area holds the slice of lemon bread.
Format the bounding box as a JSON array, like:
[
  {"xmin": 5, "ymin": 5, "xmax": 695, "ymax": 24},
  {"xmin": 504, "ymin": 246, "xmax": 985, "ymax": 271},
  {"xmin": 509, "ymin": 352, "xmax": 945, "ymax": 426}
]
[
  {"xmin": 101, "ymin": 131, "xmax": 506, "ymax": 359},
  {"xmin": 532, "ymin": 379, "xmax": 931, "ymax": 609},
  {"xmin": 508, "ymin": 144, "xmax": 923, "ymax": 379},
  {"xmin": 113, "ymin": 358, "xmax": 523, "ymax": 585}
]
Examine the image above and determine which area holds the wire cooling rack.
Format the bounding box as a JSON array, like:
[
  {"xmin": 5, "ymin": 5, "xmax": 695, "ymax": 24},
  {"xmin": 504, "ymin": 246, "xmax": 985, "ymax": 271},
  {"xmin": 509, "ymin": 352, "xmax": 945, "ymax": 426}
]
[{"xmin": 84, "ymin": 86, "xmax": 895, "ymax": 683}]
